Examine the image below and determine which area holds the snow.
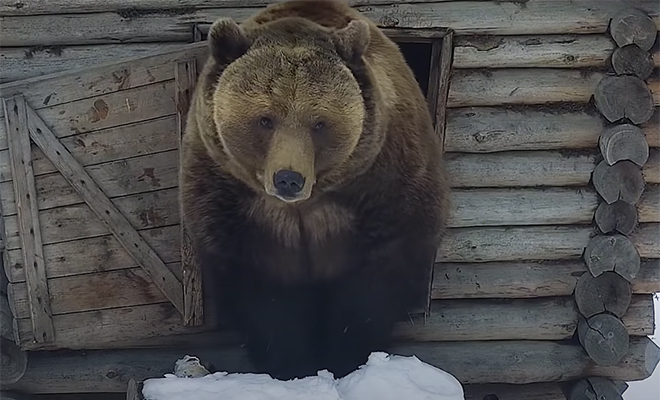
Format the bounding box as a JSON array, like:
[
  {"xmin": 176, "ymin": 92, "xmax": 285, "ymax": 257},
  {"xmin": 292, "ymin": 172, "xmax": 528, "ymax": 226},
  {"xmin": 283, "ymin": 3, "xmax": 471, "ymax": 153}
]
[{"xmin": 142, "ymin": 352, "xmax": 465, "ymax": 400}]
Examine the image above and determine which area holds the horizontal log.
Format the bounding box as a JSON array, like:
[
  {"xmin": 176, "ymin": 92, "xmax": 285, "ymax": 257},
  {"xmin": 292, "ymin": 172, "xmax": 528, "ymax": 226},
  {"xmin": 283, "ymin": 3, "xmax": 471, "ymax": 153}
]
[
  {"xmin": 0, "ymin": 43, "xmax": 187, "ymax": 83},
  {"xmin": 447, "ymin": 69, "xmax": 605, "ymax": 108},
  {"xmin": 6, "ymin": 225, "xmax": 180, "ymax": 283},
  {"xmin": 393, "ymin": 295, "xmax": 653, "ymax": 342},
  {"xmin": 1, "ymin": 150, "xmax": 179, "ymax": 216},
  {"xmin": 6, "ymin": 337, "xmax": 659, "ymax": 392},
  {"xmin": 2, "ymin": 0, "xmax": 659, "ymax": 46},
  {"xmin": 432, "ymin": 259, "xmax": 660, "ymax": 299},
  {"xmin": 445, "ymin": 150, "xmax": 598, "ymax": 188},
  {"xmin": 641, "ymin": 107, "xmax": 660, "ymax": 147},
  {"xmin": 436, "ymin": 223, "xmax": 659, "ymax": 263},
  {"xmin": 3, "ymin": 187, "xmax": 180, "ymax": 250},
  {"xmin": 453, "ymin": 34, "xmax": 615, "ymax": 69},
  {"xmin": 644, "ymin": 148, "xmax": 660, "ymax": 183}
]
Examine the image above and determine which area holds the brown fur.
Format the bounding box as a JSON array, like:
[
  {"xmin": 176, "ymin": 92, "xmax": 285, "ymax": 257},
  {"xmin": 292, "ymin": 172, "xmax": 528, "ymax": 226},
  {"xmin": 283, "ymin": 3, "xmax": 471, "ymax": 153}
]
[{"xmin": 180, "ymin": 0, "xmax": 449, "ymax": 379}]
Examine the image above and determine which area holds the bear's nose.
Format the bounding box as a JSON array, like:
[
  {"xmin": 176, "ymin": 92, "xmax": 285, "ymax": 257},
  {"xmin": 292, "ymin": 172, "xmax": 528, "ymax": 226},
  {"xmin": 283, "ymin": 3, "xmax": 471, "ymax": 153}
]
[{"xmin": 273, "ymin": 170, "xmax": 305, "ymax": 196}]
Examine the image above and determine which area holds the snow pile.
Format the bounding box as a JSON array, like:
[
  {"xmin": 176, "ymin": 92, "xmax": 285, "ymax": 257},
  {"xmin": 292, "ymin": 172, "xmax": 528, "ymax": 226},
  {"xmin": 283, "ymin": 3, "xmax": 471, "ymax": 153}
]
[{"xmin": 142, "ymin": 352, "xmax": 464, "ymax": 400}]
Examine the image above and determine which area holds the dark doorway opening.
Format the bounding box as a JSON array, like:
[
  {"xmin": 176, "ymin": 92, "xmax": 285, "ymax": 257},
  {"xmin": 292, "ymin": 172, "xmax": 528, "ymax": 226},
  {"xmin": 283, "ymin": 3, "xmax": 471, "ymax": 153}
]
[{"xmin": 397, "ymin": 42, "xmax": 434, "ymax": 97}]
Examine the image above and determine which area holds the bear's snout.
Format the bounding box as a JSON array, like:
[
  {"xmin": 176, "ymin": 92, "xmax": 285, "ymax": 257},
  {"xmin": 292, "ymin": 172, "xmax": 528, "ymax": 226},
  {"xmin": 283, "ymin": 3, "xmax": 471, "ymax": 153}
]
[{"xmin": 273, "ymin": 169, "xmax": 305, "ymax": 198}]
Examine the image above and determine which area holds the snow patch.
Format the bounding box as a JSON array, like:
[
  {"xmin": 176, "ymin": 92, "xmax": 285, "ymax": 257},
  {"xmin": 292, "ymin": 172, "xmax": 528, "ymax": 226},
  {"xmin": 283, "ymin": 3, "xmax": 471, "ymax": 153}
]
[{"xmin": 142, "ymin": 352, "xmax": 464, "ymax": 400}]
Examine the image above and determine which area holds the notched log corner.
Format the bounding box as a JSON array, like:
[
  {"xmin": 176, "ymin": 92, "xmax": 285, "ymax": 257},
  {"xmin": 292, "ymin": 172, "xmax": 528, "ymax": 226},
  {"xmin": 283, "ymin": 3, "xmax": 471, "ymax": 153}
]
[
  {"xmin": 574, "ymin": 271, "xmax": 632, "ymax": 319},
  {"xmin": 583, "ymin": 234, "xmax": 641, "ymax": 282},
  {"xmin": 595, "ymin": 201, "xmax": 639, "ymax": 235},
  {"xmin": 592, "ymin": 160, "xmax": 645, "ymax": 205},
  {"xmin": 593, "ymin": 75, "xmax": 654, "ymax": 124},
  {"xmin": 599, "ymin": 123, "xmax": 649, "ymax": 167},
  {"xmin": 578, "ymin": 314, "xmax": 629, "ymax": 366}
]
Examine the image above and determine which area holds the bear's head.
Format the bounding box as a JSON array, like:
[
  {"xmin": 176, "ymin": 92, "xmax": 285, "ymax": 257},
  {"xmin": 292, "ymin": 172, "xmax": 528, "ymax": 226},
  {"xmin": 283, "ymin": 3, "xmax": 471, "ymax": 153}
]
[{"xmin": 202, "ymin": 16, "xmax": 383, "ymax": 204}]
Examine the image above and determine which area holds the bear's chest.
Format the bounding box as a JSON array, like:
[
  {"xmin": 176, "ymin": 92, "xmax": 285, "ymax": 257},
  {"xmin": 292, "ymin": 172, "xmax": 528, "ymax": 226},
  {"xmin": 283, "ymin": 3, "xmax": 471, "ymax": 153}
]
[{"xmin": 244, "ymin": 197, "xmax": 358, "ymax": 282}]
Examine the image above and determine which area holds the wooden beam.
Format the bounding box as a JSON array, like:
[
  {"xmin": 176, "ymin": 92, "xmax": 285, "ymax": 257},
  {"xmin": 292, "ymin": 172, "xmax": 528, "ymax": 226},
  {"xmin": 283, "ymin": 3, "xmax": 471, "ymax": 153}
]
[
  {"xmin": 448, "ymin": 69, "xmax": 605, "ymax": 108},
  {"xmin": 644, "ymin": 148, "xmax": 660, "ymax": 183},
  {"xmin": 1, "ymin": 1, "xmax": 658, "ymax": 45},
  {"xmin": 609, "ymin": 8, "xmax": 658, "ymax": 51},
  {"xmin": 7, "ymin": 336, "xmax": 659, "ymax": 393},
  {"xmin": 2, "ymin": 95, "xmax": 55, "ymax": 343},
  {"xmin": 594, "ymin": 75, "xmax": 655, "ymax": 125},
  {"xmin": 23, "ymin": 104, "xmax": 184, "ymax": 315},
  {"xmin": 434, "ymin": 31, "xmax": 453, "ymax": 153},
  {"xmin": 453, "ymin": 34, "xmax": 616, "ymax": 69},
  {"xmin": 175, "ymin": 59, "xmax": 203, "ymax": 327},
  {"xmin": 432, "ymin": 259, "xmax": 660, "ymax": 300}
]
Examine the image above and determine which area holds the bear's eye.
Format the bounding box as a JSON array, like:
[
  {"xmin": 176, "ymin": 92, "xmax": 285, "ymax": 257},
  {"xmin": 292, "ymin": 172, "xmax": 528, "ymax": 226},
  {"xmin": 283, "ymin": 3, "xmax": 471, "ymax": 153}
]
[
  {"xmin": 259, "ymin": 117, "xmax": 274, "ymax": 130},
  {"xmin": 312, "ymin": 121, "xmax": 325, "ymax": 132}
]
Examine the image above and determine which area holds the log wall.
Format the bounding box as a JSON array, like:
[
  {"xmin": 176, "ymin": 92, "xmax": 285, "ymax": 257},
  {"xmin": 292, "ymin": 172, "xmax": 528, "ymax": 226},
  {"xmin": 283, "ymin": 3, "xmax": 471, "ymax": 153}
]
[{"xmin": 0, "ymin": 0, "xmax": 659, "ymax": 397}]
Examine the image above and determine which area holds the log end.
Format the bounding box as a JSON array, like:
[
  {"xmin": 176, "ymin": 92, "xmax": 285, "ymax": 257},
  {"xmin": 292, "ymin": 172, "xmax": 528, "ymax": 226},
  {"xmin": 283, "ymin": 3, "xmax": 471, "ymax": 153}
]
[
  {"xmin": 609, "ymin": 8, "xmax": 658, "ymax": 52},
  {"xmin": 594, "ymin": 201, "xmax": 639, "ymax": 235},
  {"xmin": 575, "ymin": 271, "xmax": 632, "ymax": 318},
  {"xmin": 611, "ymin": 45, "xmax": 654, "ymax": 80},
  {"xmin": 583, "ymin": 234, "xmax": 641, "ymax": 281},
  {"xmin": 592, "ymin": 160, "xmax": 646, "ymax": 205},
  {"xmin": 594, "ymin": 76, "xmax": 655, "ymax": 124},
  {"xmin": 0, "ymin": 337, "xmax": 28, "ymax": 385},
  {"xmin": 578, "ymin": 314, "xmax": 630, "ymax": 366},
  {"xmin": 599, "ymin": 123, "xmax": 650, "ymax": 167},
  {"xmin": 568, "ymin": 377, "xmax": 623, "ymax": 400}
]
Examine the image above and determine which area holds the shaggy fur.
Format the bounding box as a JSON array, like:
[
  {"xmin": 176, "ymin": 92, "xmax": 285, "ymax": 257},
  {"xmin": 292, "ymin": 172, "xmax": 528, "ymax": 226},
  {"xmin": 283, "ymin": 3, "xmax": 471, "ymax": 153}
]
[{"xmin": 180, "ymin": 0, "xmax": 449, "ymax": 380}]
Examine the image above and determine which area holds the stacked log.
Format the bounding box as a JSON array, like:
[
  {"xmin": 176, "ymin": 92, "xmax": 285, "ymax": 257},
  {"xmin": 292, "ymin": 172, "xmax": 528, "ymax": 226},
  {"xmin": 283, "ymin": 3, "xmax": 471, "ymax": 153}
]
[{"xmin": 568, "ymin": 8, "xmax": 659, "ymax": 400}]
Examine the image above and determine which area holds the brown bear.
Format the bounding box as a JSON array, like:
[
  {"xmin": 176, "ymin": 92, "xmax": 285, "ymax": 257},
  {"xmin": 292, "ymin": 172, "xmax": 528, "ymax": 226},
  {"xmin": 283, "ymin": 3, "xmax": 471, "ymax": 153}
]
[{"xmin": 180, "ymin": 0, "xmax": 449, "ymax": 381}]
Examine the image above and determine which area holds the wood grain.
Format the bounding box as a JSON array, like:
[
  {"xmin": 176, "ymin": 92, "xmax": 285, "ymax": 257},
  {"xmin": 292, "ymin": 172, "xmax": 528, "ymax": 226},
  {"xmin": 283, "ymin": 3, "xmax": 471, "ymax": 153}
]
[
  {"xmin": 584, "ymin": 234, "xmax": 641, "ymax": 281},
  {"xmin": 611, "ymin": 44, "xmax": 654, "ymax": 80},
  {"xmin": 444, "ymin": 106, "xmax": 607, "ymax": 153},
  {"xmin": 599, "ymin": 123, "xmax": 649, "ymax": 167},
  {"xmin": 175, "ymin": 58, "xmax": 203, "ymax": 327},
  {"xmin": 453, "ymin": 34, "xmax": 616, "ymax": 69},
  {"xmin": 437, "ymin": 223, "xmax": 659, "ymax": 263},
  {"xmin": 5, "ymin": 336, "xmax": 659, "ymax": 392},
  {"xmin": 574, "ymin": 271, "xmax": 632, "ymax": 318},
  {"xmin": 644, "ymin": 148, "xmax": 660, "ymax": 183},
  {"xmin": 578, "ymin": 313, "xmax": 629, "ymax": 366},
  {"xmin": 0, "ymin": 43, "xmax": 187, "ymax": 84},
  {"xmin": 445, "ymin": 150, "xmax": 598, "ymax": 188},
  {"xmin": 6, "ymin": 225, "xmax": 181, "ymax": 283},
  {"xmin": 2, "ymin": 0, "xmax": 658, "ymax": 45},
  {"xmin": 24, "ymin": 105, "xmax": 184, "ymax": 315},
  {"xmin": 595, "ymin": 200, "xmax": 639, "ymax": 235},
  {"xmin": 448, "ymin": 69, "xmax": 604, "ymax": 108},
  {"xmin": 594, "ymin": 75, "xmax": 655, "ymax": 124},
  {"xmin": 2, "ymin": 96, "xmax": 54, "ymax": 343},
  {"xmin": 431, "ymin": 259, "xmax": 660, "ymax": 299},
  {"xmin": 609, "ymin": 7, "xmax": 659, "ymax": 51},
  {"xmin": 592, "ymin": 160, "xmax": 645, "ymax": 205}
]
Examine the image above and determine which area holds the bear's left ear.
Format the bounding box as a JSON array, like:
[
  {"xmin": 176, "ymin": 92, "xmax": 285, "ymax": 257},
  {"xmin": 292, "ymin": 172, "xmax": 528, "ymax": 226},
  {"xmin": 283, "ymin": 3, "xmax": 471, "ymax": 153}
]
[
  {"xmin": 208, "ymin": 18, "xmax": 251, "ymax": 65},
  {"xmin": 333, "ymin": 20, "xmax": 370, "ymax": 64}
]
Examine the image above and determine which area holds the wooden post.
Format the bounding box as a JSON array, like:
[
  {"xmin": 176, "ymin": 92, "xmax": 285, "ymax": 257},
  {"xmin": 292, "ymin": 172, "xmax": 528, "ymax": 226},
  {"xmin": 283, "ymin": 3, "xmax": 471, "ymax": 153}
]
[
  {"xmin": 175, "ymin": 59, "xmax": 203, "ymax": 327},
  {"xmin": 2, "ymin": 95, "xmax": 55, "ymax": 344},
  {"xmin": 570, "ymin": 7, "xmax": 658, "ymax": 394}
]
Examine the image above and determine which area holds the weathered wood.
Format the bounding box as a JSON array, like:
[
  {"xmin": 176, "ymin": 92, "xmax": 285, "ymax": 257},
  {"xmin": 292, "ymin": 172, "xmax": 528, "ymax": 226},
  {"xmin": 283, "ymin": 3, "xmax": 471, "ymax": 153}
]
[
  {"xmin": 438, "ymin": 223, "xmax": 659, "ymax": 263},
  {"xmin": 6, "ymin": 336, "xmax": 660, "ymax": 392},
  {"xmin": 448, "ymin": 187, "xmax": 599, "ymax": 227},
  {"xmin": 599, "ymin": 124, "xmax": 649, "ymax": 166},
  {"xmin": 446, "ymin": 150, "xmax": 598, "ymax": 188},
  {"xmin": 568, "ymin": 377, "xmax": 623, "ymax": 400},
  {"xmin": 594, "ymin": 75, "xmax": 655, "ymax": 124},
  {"xmin": 464, "ymin": 383, "xmax": 566, "ymax": 400},
  {"xmin": 611, "ymin": 44, "xmax": 654, "ymax": 80},
  {"xmin": 638, "ymin": 184, "xmax": 660, "ymax": 224},
  {"xmin": 453, "ymin": 34, "xmax": 616, "ymax": 69},
  {"xmin": 127, "ymin": 379, "xmax": 142, "ymax": 400},
  {"xmin": 574, "ymin": 272, "xmax": 632, "ymax": 318},
  {"xmin": 1, "ymin": 151, "xmax": 180, "ymax": 216},
  {"xmin": 3, "ymin": 0, "xmax": 659, "ymax": 45},
  {"xmin": 24, "ymin": 105, "xmax": 184, "ymax": 315},
  {"xmin": 6, "ymin": 225, "xmax": 180, "ymax": 283},
  {"xmin": 584, "ymin": 234, "xmax": 641, "ymax": 281},
  {"xmin": 578, "ymin": 314, "xmax": 629, "ymax": 366},
  {"xmin": 0, "ymin": 337, "xmax": 27, "ymax": 385},
  {"xmin": 3, "ymin": 187, "xmax": 180, "ymax": 250},
  {"xmin": 433, "ymin": 31, "xmax": 453, "ymax": 152},
  {"xmin": 609, "ymin": 8, "xmax": 658, "ymax": 52},
  {"xmin": 445, "ymin": 106, "xmax": 606, "ymax": 153},
  {"xmin": 175, "ymin": 59, "xmax": 203, "ymax": 327},
  {"xmin": 643, "ymin": 148, "xmax": 660, "ymax": 183},
  {"xmin": 0, "ymin": 43, "xmax": 208, "ymax": 121},
  {"xmin": 2, "ymin": 96, "xmax": 55, "ymax": 343},
  {"xmin": 1, "ymin": 294, "xmax": 14, "ymax": 340},
  {"xmin": 595, "ymin": 201, "xmax": 639, "ymax": 235},
  {"xmin": 448, "ymin": 69, "xmax": 604, "ymax": 108},
  {"xmin": 9, "ymin": 268, "xmax": 172, "ymax": 318},
  {"xmin": 432, "ymin": 259, "xmax": 660, "ymax": 299},
  {"xmin": 592, "ymin": 160, "xmax": 645, "ymax": 205},
  {"xmin": 0, "ymin": 43, "xmax": 187, "ymax": 83},
  {"xmin": 640, "ymin": 108, "xmax": 660, "ymax": 147}
]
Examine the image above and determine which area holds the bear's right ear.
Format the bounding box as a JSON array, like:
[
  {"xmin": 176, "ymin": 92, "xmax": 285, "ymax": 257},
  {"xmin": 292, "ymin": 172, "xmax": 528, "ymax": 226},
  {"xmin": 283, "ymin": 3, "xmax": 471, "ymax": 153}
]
[
  {"xmin": 332, "ymin": 20, "xmax": 370, "ymax": 64},
  {"xmin": 208, "ymin": 18, "xmax": 250, "ymax": 65}
]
